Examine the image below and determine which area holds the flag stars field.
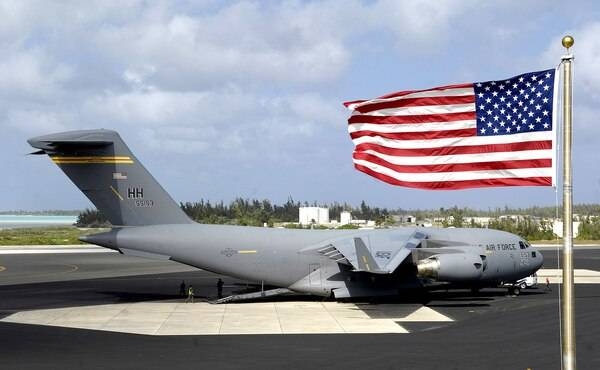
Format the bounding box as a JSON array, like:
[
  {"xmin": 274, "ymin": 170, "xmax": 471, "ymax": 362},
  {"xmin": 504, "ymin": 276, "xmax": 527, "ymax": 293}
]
[{"xmin": 474, "ymin": 69, "xmax": 554, "ymax": 138}]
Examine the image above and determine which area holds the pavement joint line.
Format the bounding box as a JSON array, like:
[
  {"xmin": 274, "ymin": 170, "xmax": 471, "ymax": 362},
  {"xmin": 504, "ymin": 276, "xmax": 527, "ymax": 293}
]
[
  {"xmin": 218, "ymin": 302, "xmax": 227, "ymax": 334},
  {"xmin": 273, "ymin": 302, "xmax": 283, "ymax": 334},
  {"xmin": 100, "ymin": 303, "xmax": 131, "ymax": 331},
  {"xmin": 322, "ymin": 302, "xmax": 347, "ymax": 333},
  {"xmin": 155, "ymin": 303, "xmax": 178, "ymax": 335}
]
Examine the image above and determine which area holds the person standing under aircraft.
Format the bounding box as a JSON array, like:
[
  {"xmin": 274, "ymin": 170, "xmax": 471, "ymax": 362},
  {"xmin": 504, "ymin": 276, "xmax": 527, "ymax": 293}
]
[
  {"xmin": 217, "ymin": 278, "xmax": 224, "ymax": 299},
  {"xmin": 187, "ymin": 285, "xmax": 194, "ymax": 303},
  {"xmin": 179, "ymin": 280, "xmax": 186, "ymax": 297}
]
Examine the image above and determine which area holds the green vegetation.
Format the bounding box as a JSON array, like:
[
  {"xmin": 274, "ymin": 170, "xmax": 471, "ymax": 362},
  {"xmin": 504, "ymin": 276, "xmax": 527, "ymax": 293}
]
[
  {"xmin": 283, "ymin": 223, "xmax": 330, "ymax": 230},
  {"xmin": 488, "ymin": 217, "xmax": 555, "ymax": 241},
  {"xmin": 76, "ymin": 208, "xmax": 109, "ymax": 227},
  {"xmin": 0, "ymin": 227, "xmax": 104, "ymax": 246},
  {"xmin": 41, "ymin": 201, "xmax": 600, "ymax": 230},
  {"xmin": 411, "ymin": 204, "xmax": 600, "ymax": 220},
  {"xmin": 7, "ymin": 201, "xmax": 600, "ymax": 244},
  {"xmin": 337, "ymin": 223, "xmax": 360, "ymax": 230},
  {"xmin": 0, "ymin": 210, "xmax": 79, "ymax": 215},
  {"xmin": 436, "ymin": 206, "xmax": 556, "ymax": 240},
  {"xmin": 577, "ymin": 216, "xmax": 600, "ymax": 240},
  {"xmin": 179, "ymin": 197, "xmax": 394, "ymax": 227}
]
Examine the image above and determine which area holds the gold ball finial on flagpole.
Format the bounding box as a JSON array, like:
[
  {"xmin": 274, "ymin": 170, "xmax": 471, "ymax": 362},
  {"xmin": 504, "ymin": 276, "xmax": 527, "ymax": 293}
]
[{"xmin": 562, "ymin": 35, "xmax": 574, "ymax": 51}]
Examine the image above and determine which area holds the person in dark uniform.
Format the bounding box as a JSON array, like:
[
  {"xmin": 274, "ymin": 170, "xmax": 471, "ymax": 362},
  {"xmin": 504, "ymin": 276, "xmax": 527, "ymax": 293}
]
[
  {"xmin": 179, "ymin": 280, "xmax": 186, "ymax": 297},
  {"xmin": 217, "ymin": 278, "xmax": 224, "ymax": 299},
  {"xmin": 545, "ymin": 277, "xmax": 552, "ymax": 292}
]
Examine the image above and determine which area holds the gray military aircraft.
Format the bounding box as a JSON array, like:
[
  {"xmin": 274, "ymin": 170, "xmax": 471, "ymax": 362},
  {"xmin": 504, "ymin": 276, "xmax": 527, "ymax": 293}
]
[{"xmin": 28, "ymin": 129, "xmax": 543, "ymax": 300}]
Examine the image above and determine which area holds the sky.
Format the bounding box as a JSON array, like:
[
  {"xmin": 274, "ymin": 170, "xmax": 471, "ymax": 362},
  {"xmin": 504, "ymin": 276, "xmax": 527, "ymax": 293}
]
[{"xmin": 2, "ymin": 0, "xmax": 600, "ymax": 212}]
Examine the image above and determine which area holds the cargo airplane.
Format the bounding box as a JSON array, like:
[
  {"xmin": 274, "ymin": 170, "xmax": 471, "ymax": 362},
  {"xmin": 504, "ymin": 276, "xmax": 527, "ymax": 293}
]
[{"xmin": 28, "ymin": 130, "xmax": 543, "ymax": 300}]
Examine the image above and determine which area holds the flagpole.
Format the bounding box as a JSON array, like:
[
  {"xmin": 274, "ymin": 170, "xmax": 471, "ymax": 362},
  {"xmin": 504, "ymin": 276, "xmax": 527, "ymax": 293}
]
[{"xmin": 560, "ymin": 34, "xmax": 575, "ymax": 370}]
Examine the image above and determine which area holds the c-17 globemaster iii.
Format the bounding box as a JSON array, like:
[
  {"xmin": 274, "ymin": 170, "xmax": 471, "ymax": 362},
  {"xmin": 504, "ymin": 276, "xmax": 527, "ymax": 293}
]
[{"xmin": 28, "ymin": 129, "xmax": 543, "ymax": 301}]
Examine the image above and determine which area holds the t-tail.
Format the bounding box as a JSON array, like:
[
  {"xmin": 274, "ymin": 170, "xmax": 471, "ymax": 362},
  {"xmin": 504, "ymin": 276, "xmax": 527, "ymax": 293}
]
[{"xmin": 28, "ymin": 129, "xmax": 192, "ymax": 227}]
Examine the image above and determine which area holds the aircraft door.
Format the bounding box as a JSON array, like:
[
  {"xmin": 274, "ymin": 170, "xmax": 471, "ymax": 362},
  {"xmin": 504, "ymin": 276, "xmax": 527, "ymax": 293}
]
[
  {"xmin": 510, "ymin": 253, "xmax": 517, "ymax": 272},
  {"xmin": 308, "ymin": 263, "xmax": 322, "ymax": 291}
]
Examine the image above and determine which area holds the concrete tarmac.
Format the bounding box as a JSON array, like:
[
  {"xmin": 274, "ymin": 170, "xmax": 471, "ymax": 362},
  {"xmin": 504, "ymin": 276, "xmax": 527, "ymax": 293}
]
[{"xmin": 1, "ymin": 248, "xmax": 599, "ymax": 369}]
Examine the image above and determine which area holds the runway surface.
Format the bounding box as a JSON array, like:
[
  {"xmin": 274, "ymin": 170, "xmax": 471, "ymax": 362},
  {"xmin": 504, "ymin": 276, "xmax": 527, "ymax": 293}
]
[{"xmin": 1, "ymin": 247, "xmax": 599, "ymax": 369}]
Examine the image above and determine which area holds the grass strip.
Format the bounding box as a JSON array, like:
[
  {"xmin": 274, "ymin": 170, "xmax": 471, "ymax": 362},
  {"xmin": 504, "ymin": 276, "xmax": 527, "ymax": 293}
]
[{"xmin": 0, "ymin": 227, "xmax": 107, "ymax": 246}]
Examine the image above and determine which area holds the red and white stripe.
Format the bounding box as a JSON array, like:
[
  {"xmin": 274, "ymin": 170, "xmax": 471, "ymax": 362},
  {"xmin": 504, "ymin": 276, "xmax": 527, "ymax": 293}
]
[{"xmin": 345, "ymin": 84, "xmax": 555, "ymax": 190}]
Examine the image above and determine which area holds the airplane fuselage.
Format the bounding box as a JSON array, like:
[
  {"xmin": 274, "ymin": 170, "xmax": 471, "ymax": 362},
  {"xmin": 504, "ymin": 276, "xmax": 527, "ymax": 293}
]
[{"xmin": 84, "ymin": 224, "xmax": 543, "ymax": 297}]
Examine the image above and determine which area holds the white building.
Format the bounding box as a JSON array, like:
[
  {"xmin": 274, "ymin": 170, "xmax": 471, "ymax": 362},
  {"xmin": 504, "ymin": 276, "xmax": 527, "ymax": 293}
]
[
  {"xmin": 394, "ymin": 215, "xmax": 416, "ymax": 224},
  {"xmin": 340, "ymin": 211, "xmax": 352, "ymax": 225},
  {"xmin": 552, "ymin": 220, "xmax": 580, "ymax": 238},
  {"xmin": 464, "ymin": 217, "xmax": 492, "ymax": 227},
  {"xmin": 299, "ymin": 207, "xmax": 330, "ymax": 226}
]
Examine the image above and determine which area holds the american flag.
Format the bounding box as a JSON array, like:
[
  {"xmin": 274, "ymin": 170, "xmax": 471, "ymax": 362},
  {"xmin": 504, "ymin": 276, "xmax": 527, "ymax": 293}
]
[{"xmin": 344, "ymin": 69, "xmax": 557, "ymax": 190}]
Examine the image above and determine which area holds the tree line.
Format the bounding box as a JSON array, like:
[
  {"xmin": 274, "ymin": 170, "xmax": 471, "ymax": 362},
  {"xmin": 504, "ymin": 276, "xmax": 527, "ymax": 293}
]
[
  {"xmin": 76, "ymin": 197, "xmax": 392, "ymax": 228},
  {"xmin": 75, "ymin": 200, "xmax": 600, "ymax": 240},
  {"xmin": 179, "ymin": 198, "xmax": 392, "ymax": 227}
]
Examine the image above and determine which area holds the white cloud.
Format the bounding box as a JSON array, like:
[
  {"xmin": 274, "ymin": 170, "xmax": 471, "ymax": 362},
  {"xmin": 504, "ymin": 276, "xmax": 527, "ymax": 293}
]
[
  {"xmin": 541, "ymin": 22, "xmax": 600, "ymax": 138},
  {"xmin": 0, "ymin": 0, "xmax": 475, "ymax": 105},
  {"xmin": 6, "ymin": 110, "xmax": 70, "ymax": 135},
  {"xmin": 372, "ymin": 0, "xmax": 470, "ymax": 44},
  {"xmin": 565, "ymin": 23, "xmax": 600, "ymax": 101},
  {"xmin": 0, "ymin": 0, "xmax": 476, "ymax": 175},
  {"xmin": 0, "ymin": 49, "xmax": 72, "ymax": 100},
  {"xmin": 92, "ymin": 3, "xmax": 352, "ymax": 89},
  {"xmin": 80, "ymin": 85, "xmax": 343, "ymax": 159}
]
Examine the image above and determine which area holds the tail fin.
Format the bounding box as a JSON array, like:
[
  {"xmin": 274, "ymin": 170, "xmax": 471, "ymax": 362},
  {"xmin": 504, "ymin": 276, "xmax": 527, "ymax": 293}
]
[{"xmin": 28, "ymin": 129, "xmax": 192, "ymax": 226}]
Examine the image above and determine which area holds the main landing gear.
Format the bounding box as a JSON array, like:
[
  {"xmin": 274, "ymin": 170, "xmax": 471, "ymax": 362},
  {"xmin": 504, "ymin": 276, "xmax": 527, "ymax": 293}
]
[{"xmin": 508, "ymin": 286, "xmax": 521, "ymax": 296}]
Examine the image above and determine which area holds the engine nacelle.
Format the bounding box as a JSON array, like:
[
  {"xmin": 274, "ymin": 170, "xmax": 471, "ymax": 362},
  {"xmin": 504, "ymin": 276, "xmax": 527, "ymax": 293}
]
[{"xmin": 416, "ymin": 253, "xmax": 484, "ymax": 282}]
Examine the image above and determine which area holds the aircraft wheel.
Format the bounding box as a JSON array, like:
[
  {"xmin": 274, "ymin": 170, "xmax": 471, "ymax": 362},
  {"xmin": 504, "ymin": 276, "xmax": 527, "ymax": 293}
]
[{"xmin": 512, "ymin": 286, "xmax": 521, "ymax": 296}]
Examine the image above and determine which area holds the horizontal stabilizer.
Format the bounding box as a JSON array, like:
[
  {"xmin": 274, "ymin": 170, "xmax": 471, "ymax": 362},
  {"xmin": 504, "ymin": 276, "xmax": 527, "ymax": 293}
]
[{"xmin": 28, "ymin": 131, "xmax": 113, "ymax": 154}]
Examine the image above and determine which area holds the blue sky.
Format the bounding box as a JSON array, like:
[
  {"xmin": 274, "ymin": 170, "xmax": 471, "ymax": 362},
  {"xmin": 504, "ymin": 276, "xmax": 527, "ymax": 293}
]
[{"xmin": 2, "ymin": 0, "xmax": 600, "ymax": 211}]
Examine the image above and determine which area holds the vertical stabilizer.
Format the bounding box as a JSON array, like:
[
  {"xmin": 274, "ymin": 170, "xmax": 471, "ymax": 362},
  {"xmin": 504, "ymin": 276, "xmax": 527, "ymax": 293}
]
[{"xmin": 28, "ymin": 129, "xmax": 192, "ymax": 226}]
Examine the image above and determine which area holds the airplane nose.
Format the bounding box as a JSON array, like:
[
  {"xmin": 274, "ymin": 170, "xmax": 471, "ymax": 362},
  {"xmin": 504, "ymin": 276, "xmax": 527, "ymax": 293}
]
[{"xmin": 534, "ymin": 249, "xmax": 544, "ymax": 269}]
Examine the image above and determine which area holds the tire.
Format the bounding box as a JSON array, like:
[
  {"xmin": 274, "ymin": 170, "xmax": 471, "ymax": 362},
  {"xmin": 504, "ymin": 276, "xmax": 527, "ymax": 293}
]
[
  {"xmin": 519, "ymin": 282, "xmax": 527, "ymax": 290},
  {"xmin": 513, "ymin": 287, "xmax": 521, "ymax": 296}
]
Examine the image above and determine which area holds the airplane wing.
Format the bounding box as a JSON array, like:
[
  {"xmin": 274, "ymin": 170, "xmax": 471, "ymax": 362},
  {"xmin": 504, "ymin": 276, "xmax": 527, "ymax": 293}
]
[{"xmin": 304, "ymin": 230, "xmax": 428, "ymax": 274}]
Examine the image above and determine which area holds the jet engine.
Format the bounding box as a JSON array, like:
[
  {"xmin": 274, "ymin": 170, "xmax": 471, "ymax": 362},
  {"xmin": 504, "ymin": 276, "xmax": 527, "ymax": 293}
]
[{"xmin": 416, "ymin": 253, "xmax": 484, "ymax": 282}]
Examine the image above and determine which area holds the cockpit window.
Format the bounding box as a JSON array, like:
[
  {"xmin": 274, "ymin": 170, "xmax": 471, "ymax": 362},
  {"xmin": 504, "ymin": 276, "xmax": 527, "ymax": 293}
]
[
  {"xmin": 519, "ymin": 241, "xmax": 526, "ymax": 249},
  {"xmin": 532, "ymin": 251, "xmax": 537, "ymax": 258}
]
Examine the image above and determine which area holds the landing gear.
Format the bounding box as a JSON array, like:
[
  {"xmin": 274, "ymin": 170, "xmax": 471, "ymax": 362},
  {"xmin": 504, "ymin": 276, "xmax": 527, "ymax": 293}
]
[{"xmin": 508, "ymin": 286, "xmax": 521, "ymax": 296}]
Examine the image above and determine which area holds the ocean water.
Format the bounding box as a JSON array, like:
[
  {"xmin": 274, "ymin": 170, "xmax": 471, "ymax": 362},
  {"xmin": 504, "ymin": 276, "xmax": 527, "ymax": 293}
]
[{"xmin": 0, "ymin": 215, "xmax": 78, "ymax": 229}]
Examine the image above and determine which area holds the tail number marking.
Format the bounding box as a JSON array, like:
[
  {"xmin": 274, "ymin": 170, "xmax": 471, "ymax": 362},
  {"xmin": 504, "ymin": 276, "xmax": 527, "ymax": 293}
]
[
  {"xmin": 127, "ymin": 187, "xmax": 144, "ymax": 199},
  {"xmin": 135, "ymin": 199, "xmax": 154, "ymax": 207},
  {"xmin": 127, "ymin": 187, "xmax": 153, "ymax": 207}
]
